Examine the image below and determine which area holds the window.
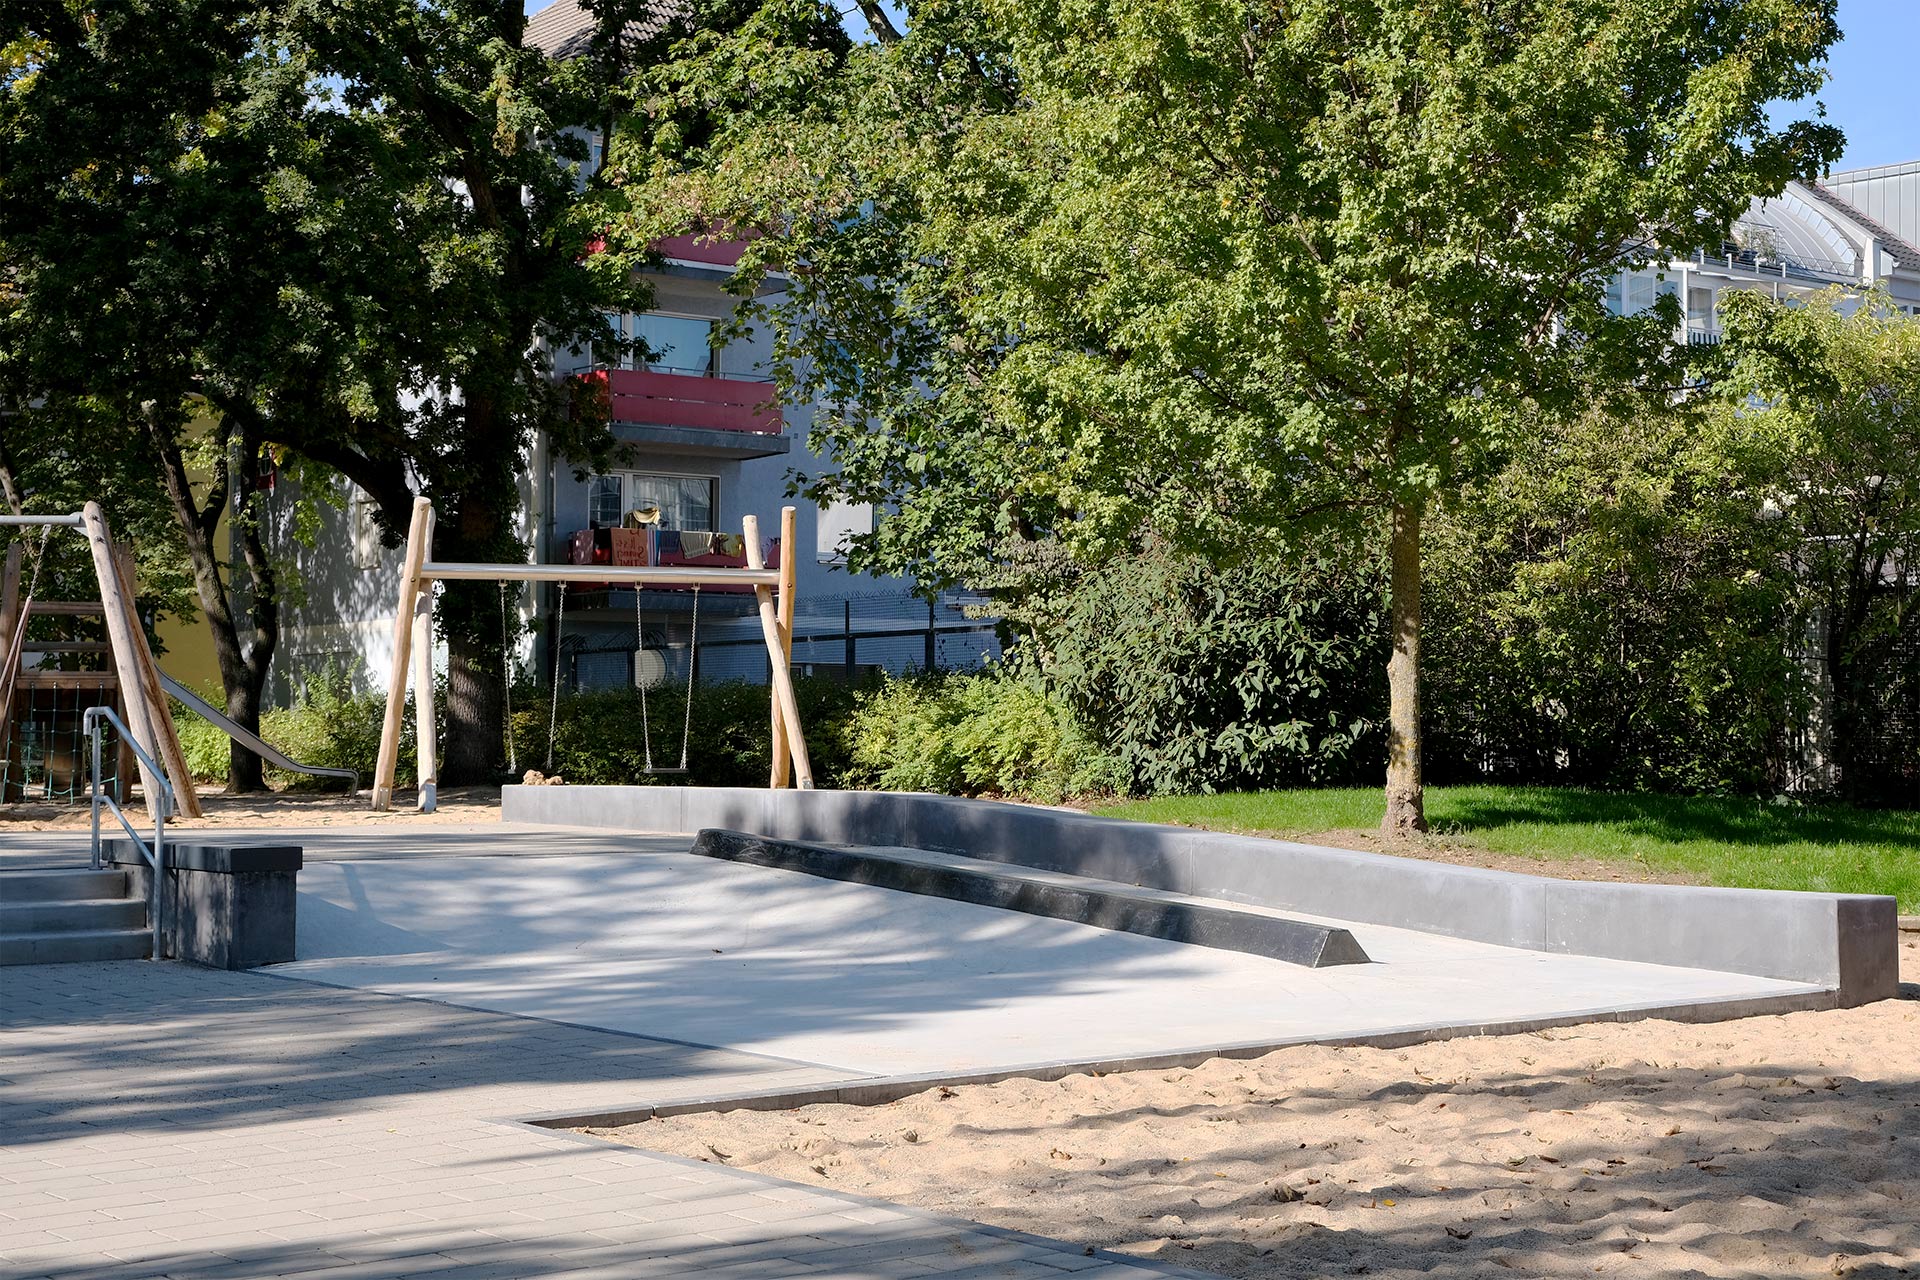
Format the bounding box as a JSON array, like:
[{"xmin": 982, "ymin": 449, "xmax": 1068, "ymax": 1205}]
[
  {"xmin": 816, "ymin": 499, "xmax": 874, "ymax": 564},
  {"xmin": 632, "ymin": 313, "xmax": 715, "ymax": 377},
  {"xmin": 587, "ymin": 473, "xmax": 716, "ymax": 531},
  {"xmin": 349, "ymin": 487, "xmax": 381, "ymax": 571},
  {"xmin": 1687, "ymin": 286, "xmax": 1716, "ymax": 327},
  {"xmin": 587, "ymin": 475, "xmax": 625, "ymax": 528}
]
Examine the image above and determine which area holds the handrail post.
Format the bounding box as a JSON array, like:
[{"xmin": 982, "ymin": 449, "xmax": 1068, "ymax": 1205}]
[
  {"xmin": 90, "ymin": 715, "xmax": 103, "ymax": 871},
  {"xmin": 151, "ymin": 780, "xmax": 166, "ymax": 961}
]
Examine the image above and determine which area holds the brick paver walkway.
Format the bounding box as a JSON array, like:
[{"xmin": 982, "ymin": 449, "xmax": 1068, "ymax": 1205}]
[{"xmin": 1, "ymin": 962, "xmax": 1191, "ymax": 1279}]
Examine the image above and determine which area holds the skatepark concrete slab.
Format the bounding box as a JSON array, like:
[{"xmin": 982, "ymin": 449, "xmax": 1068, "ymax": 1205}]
[{"xmin": 274, "ymin": 832, "xmax": 1826, "ymax": 1078}]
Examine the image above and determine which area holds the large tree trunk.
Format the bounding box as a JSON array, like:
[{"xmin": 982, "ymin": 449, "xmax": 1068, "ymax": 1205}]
[
  {"xmin": 150, "ymin": 420, "xmax": 275, "ymax": 793},
  {"xmin": 435, "ymin": 393, "xmax": 522, "ymax": 785},
  {"xmin": 227, "ymin": 430, "xmax": 279, "ymax": 791},
  {"xmin": 1383, "ymin": 498, "xmax": 1427, "ymax": 834}
]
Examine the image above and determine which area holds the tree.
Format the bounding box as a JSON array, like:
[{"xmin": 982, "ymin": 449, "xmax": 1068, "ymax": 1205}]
[
  {"xmin": 0, "ymin": 0, "xmax": 679, "ymax": 786},
  {"xmin": 645, "ymin": 0, "xmax": 1841, "ymax": 824},
  {"xmin": 1422, "ymin": 401, "xmax": 1798, "ymax": 793},
  {"xmin": 1715, "ymin": 287, "xmax": 1920, "ymax": 803},
  {"xmin": 0, "ymin": 0, "xmax": 344, "ymax": 788}
]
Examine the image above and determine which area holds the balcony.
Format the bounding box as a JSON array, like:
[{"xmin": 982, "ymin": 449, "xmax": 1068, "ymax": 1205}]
[
  {"xmin": 565, "ymin": 527, "xmax": 775, "ymax": 596},
  {"xmin": 573, "ymin": 368, "xmax": 789, "ymax": 460}
]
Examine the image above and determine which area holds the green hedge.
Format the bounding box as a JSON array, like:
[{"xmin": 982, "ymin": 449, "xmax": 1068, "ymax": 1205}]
[
  {"xmin": 839, "ymin": 672, "xmax": 1122, "ymax": 803},
  {"xmin": 171, "ymin": 668, "xmax": 1118, "ymax": 803},
  {"xmin": 172, "ymin": 679, "xmax": 414, "ymax": 787}
]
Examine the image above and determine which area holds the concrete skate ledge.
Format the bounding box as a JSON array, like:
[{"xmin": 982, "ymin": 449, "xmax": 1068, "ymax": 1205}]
[
  {"xmin": 502, "ymin": 785, "xmax": 1900, "ymax": 1005},
  {"xmin": 689, "ymin": 827, "xmax": 1372, "ymax": 968}
]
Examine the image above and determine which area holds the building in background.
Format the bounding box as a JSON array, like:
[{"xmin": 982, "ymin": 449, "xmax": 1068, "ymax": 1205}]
[
  {"xmin": 259, "ymin": 0, "xmax": 1001, "ymax": 710},
  {"xmin": 1606, "ymin": 163, "xmax": 1920, "ymax": 335}
]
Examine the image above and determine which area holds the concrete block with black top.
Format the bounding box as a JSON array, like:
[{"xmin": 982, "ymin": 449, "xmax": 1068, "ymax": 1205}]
[
  {"xmin": 102, "ymin": 839, "xmax": 302, "ymax": 970},
  {"xmin": 504, "ymin": 785, "xmax": 1901, "ymax": 1006},
  {"xmin": 689, "ymin": 827, "xmax": 1372, "ymax": 968}
]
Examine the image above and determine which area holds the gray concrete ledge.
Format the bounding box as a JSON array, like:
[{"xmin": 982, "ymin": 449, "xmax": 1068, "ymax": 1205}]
[
  {"xmin": 503, "ymin": 785, "xmax": 1901, "ymax": 1005},
  {"xmin": 103, "ymin": 839, "xmax": 302, "ymax": 875},
  {"xmin": 690, "ymin": 828, "xmax": 1371, "ymax": 968},
  {"xmin": 104, "ymin": 838, "xmax": 301, "ymax": 969},
  {"xmin": 524, "ymin": 984, "xmax": 1843, "ymax": 1131}
]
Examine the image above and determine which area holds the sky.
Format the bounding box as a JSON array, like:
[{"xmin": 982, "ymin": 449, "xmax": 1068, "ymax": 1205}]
[
  {"xmin": 1805, "ymin": 0, "xmax": 1917, "ymax": 170},
  {"xmin": 523, "ymin": 0, "xmax": 1915, "ymax": 170}
]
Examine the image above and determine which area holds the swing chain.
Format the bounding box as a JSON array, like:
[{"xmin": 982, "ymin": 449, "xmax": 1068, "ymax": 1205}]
[
  {"xmin": 679, "ymin": 586, "xmax": 697, "ymax": 772},
  {"xmin": 545, "ymin": 582, "xmax": 567, "ymax": 773},
  {"xmin": 636, "ymin": 587, "xmax": 653, "ymax": 773},
  {"xmin": 634, "ymin": 583, "xmax": 698, "ymax": 774},
  {"xmin": 499, "ymin": 581, "xmax": 517, "ymax": 775}
]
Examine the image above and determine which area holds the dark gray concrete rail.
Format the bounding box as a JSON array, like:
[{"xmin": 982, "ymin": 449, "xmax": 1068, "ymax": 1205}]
[
  {"xmin": 504, "ymin": 785, "xmax": 1900, "ymax": 1005},
  {"xmin": 689, "ymin": 827, "xmax": 1371, "ymax": 968}
]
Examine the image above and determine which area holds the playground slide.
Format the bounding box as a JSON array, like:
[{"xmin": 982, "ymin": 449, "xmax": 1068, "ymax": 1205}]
[{"xmin": 157, "ymin": 671, "xmax": 359, "ymax": 795}]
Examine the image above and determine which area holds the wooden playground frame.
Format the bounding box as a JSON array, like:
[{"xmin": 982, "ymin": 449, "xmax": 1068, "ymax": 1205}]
[
  {"xmin": 0, "ymin": 504, "xmax": 202, "ymax": 821},
  {"xmin": 370, "ymin": 498, "xmax": 813, "ymax": 812}
]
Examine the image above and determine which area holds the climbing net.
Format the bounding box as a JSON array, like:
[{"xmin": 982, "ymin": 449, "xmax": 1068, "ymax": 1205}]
[{"xmin": 0, "ymin": 681, "xmax": 124, "ymax": 805}]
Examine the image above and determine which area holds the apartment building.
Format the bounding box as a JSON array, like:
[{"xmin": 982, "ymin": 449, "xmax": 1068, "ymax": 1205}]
[{"xmin": 1607, "ymin": 162, "xmax": 1920, "ymax": 333}]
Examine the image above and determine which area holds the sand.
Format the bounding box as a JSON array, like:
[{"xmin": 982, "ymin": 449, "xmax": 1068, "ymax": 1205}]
[
  {"xmin": 0, "ymin": 785, "xmax": 502, "ymax": 829},
  {"xmin": 592, "ymin": 935, "xmax": 1920, "ymax": 1280}
]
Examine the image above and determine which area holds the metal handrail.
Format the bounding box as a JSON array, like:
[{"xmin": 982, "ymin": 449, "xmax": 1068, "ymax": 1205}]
[{"xmin": 84, "ymin": 706, "xmax": 172, "ymax": 962}]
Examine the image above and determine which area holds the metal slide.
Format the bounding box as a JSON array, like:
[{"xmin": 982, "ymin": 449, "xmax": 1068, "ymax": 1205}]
[{"xmin": 157, "ymin": 671, "xmax": 359, "ymax": 795}]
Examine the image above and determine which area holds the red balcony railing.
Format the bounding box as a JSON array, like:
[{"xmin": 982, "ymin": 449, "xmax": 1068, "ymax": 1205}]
[
  {"xmin": 566, "ymin": 527, "xmax": 775, "ymax": 594},
  {"xmin": 576, "ymin": 368, "xmax": 781, "ymax": 436}
]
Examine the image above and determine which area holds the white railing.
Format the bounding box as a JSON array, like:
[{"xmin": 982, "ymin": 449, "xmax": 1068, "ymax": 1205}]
[{"xmin": 84, "ymin": 705, "xmax": 172, "ymax": 961}]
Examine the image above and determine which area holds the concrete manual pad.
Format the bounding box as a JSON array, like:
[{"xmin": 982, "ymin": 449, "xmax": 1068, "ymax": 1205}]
[{"xmin": 275, "ymin": 830, "xmax": 1824, "ymax": 1078}]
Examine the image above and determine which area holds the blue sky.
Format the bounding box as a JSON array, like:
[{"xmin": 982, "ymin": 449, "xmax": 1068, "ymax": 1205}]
[
  {"xmin": 525, "ymin": 0, "xmax": 1914, "ymax": 169},
  {"xmin": 1808, "ymin": 0, "xmax": 1916, "ymax": 170}
]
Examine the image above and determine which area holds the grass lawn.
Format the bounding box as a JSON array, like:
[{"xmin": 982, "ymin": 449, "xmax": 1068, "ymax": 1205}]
[{"xmin": 1094, "ymin": 785, "xmax": 1920, "ymax": 913}]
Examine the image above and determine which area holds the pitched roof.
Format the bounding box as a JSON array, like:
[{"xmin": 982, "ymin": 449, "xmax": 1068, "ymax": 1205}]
[
  {"xmin": 524, "ymin": 0, "xmax": 685, "ymax": 61},
  {"xmin": 1804, "ymin": 180, "xmax": 1920, "ymax": 275}
]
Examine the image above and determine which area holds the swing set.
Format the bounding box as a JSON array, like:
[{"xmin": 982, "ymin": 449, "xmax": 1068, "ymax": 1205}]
[{"xmin": 369, "ymin": 498, "xmax": 813, "ymax": 812}]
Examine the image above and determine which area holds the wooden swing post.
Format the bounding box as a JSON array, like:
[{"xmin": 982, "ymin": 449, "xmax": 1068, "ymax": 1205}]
[
  {"xmin": 745, "ymin": 510, "xmax": 813, "ymax": 790},
  {"xmin": 371, "ymin": 497, "xmax": 434, "ymax": 812},
  {"xmin": 769, "ymin": 505, "xmax": 798, "ymax": 788},
  {"xmin": 79, "ymin": 503, "xmax": 201, "ymax": 820}
]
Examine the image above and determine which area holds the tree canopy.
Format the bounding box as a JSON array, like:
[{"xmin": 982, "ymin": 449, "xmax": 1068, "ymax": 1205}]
[{"xmin": 623, "ymin": 0, "xmax": 1844, "ymax": 824}]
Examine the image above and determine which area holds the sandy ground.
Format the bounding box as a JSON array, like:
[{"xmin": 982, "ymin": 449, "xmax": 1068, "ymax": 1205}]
[
  {"xmin": 593, "ymin": 936, "xmax": 1920, "ymax": 1280},
  {"xmin": 1294, "ymin": 828, "xmax": 1707, "ymax": 888},
  {"xmin": 0, "ymin": 785, "xmax": 501, "ymax": 829}
]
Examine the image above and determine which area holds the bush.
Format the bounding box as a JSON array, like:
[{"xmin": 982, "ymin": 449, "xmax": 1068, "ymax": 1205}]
[
  {"xmin": 170, "ymin": 670, "xmax": 412, "ymax": 788},
  {"xmin": 510, "ymin": 675, "xmax": 863, "ymax": 788},
  {"xmin": 1422, "ymin": 406, "xmax": 1796, "ymax": 794},
  {"xmin": 1010, "ymin": 539, "xmax": 1387, "ymax": 796},
  {"xmin": 840, "ymin": 671, "xmax": 1122, "ymax": 802}
]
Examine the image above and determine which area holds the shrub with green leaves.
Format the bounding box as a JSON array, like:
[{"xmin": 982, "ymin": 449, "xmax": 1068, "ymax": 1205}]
[
  {"xmin": 509, "ymin": 675, "xmax": 863, "ymax": 788},
  {"xmin": 1422, "ymin": 405, "xmax": 1796, "ymax": 794},
  {"xmin": 1005, "ymin": 540, "xmax": 1386, "ymax": 796},
  {"xmin": 840, "ymin": 671, "xmax": 1121, "ymax": 802}
]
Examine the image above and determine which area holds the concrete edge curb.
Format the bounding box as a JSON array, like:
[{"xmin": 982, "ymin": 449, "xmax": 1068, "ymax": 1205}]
[
  {"xmin": 689, "ymin": 827, "xmax": 1371, "ymax": 968},
  {"xmin": 521, "ymin": 985, "xmax": 1839, "ymax": 1130},
  {"xmin": 520, "ymin": 1120, "xmax": 1216, "ymax": 1278},
  {"xmin": 502, "ymin": 785, "xmax": 1902, "ymax": 1004}
]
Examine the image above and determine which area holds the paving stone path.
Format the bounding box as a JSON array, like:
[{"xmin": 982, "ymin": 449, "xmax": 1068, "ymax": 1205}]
[{"xmin": 1, "ymin": 962, "xmax": 1196, "ymax": 1279}]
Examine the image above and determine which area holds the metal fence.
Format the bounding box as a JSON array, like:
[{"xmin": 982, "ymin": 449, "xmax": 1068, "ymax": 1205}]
[{"xmin": 566, "ymin": 589, "xmax": 1002, "ymax": 690}]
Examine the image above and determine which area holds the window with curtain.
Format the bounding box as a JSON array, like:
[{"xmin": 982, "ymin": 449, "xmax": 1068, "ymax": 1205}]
[{"xmin": 586, "ymin": 473, "xmax": 716, "ymax": 531}]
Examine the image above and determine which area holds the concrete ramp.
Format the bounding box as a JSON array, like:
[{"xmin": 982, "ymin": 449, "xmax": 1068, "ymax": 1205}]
[{"xmin": 690, "ymin": 827, "xmax": 1371, "ymax": 968}]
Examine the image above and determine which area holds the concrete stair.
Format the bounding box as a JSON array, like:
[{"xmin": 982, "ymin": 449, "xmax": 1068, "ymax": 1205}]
[{"xmin": 0, "ymin": 869, "xmax": 151, "ymax": 965}]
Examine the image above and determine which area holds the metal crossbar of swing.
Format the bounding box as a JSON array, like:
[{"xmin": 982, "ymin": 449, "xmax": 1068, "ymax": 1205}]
[
  {"xmin": 0, "ymin": 514, "xmax": 87, "ymax": 527},
  {"xmin": 83, "ymin": 704, "xmax": 170, "ymax": 962},
  {"xmin": 419, "ymin": 562, "xmax": 780, "ymax": 587}
]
